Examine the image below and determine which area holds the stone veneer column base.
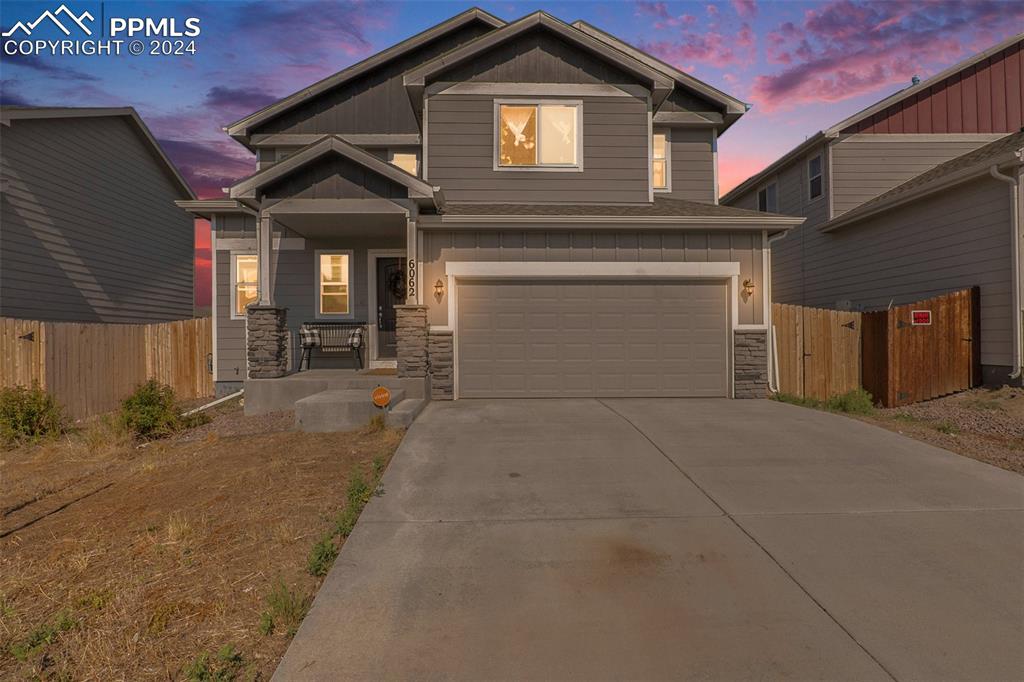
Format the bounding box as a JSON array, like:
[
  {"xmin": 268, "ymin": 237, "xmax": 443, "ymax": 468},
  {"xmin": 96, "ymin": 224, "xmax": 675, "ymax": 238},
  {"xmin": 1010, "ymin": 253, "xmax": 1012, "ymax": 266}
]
[
  {"xmin": 734, "ymin": 329, "xmax": 768, "ymax": 398},
  {"xmin": 428, "ymin": 328, "xmax": 454, "ymax": 400},
  {"xmin": 395, "ymin": 304, "xmax": 428, "ymax": 379},
  {"xmin": 247, "ymin": 305, "xmax": 289, "ymax": 379}
]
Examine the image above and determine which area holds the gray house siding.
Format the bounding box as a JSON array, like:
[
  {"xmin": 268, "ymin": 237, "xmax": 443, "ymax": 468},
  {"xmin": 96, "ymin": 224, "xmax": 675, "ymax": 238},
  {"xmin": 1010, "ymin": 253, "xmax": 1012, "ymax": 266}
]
[
  {"xmin": 830, "ymin": 134, "xmax": 1004, "ymax": 216},
  {"xmin": 421, "ymin": 228, "xmax": 764, "ymax": 326},
  {"xmin": 263, "ymin": 155, "xmax": 409, "ymax": 200},
  {"xmin": 665, "ymin": 127, "xmax": 716, "ymax": 203},
  {"xmin": 807, "ymin": 177, "xmax": 1011, "ymax": 367},
  {"xmin": 0, "ymin": 115, "xmax": 193, "ymax": 323},
  {"xmin": 249, "ymin": 20, "xmax": 494, "ymax": 137},
  {"xmin": 426, "ymin": 94, "xmax": 650, "ymax": 203}
]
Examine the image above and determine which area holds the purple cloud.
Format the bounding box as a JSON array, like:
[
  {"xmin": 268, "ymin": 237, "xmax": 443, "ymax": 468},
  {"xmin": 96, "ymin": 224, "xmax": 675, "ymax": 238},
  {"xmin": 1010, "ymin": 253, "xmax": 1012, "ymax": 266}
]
[
  {"xmin": 0, "ymin": 51, "xmax": 100, "ymax": 81},
  {"xmin": 0, "ymin": 80, "xmax": 31, "ymax": 106},
  {"xmin": 157, "ymin": 138, "xmax": 254, "ymax": 199}
]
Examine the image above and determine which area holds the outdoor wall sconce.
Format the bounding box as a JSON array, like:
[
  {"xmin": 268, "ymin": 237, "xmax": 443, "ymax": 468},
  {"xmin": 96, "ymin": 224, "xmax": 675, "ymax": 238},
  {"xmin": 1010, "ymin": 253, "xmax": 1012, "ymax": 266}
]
[
  {"xmin": 742, "ymin": 278, "xmax": 755, "ymax": 300},
  {"xmin": 434, "ymin": 278, "xmax": 445, "ymax": 301}
]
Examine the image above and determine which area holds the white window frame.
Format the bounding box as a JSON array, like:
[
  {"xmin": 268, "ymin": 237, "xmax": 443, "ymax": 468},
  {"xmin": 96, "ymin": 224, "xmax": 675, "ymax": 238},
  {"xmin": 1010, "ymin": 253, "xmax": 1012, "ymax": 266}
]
[
  {"xmin": 808, "ymin": 154, "xmax": 824, "ymax": 201},
  {"xmin": 493, "ymin": 99, "xmax": 584, "ymax": 172},
  {"xmin": 757, "ymin": 181, "xmax": 778, "ymax": 213},
  {"xmin": 652, "ymin": 128, "xmax": 671, "ymax": 192},
  {"xmin": 314, "ymin": 249, "xmax": 355, "ymax": 320},
  {"xmin": 388, "ymin": 149, "xmax": 419, "ymax": 177},
  {"xmin": 230, "ymin": 251, "xmax": 258, "ymax": 320}
]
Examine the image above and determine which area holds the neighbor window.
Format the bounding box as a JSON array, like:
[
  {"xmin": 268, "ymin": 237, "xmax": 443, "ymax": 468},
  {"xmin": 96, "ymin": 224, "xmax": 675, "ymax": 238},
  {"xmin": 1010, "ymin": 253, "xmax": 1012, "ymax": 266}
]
[
  {"xmin": 808, "ymin": 154, "xmax": 823, "ymax": 199},
  {"xmin": 389, "ymin": 150, "xmax": 418, "ymax": 176},
  {"xmin": 316, "ymin": 252, "xmax": 352, "ymax": 317},
  {"xmin": 652, "ymin": 132, "xmax": 669, "ymax": 190},
  {"xmin": 497, "ymin": 102, "xmax": 580, "ymax": 168},
  {"xmin": 757, "ymin": 182, "xmax": 778, "ymax": 212},
  {"xmin": 232, "ymin": 254, "xmax": 258, "ymax": 319}
]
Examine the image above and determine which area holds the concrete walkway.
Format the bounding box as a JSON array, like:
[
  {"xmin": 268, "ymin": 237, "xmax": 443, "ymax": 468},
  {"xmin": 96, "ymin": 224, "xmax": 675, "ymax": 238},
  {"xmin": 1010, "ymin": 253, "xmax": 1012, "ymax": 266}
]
[{"xmin": 274, "ymin": 399, "xmax": 1024, "ymax": 681}]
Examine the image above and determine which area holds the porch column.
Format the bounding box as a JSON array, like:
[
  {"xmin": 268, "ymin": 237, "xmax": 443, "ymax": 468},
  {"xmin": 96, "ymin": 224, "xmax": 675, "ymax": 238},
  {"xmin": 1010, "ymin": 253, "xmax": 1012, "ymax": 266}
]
[
  {"xmin": 406, "ymin": 215, "xmax": 419, "ymax": 304},
  {"xmin": 395, "ymin": 304, "xmax": 428, "ymax": 378},
  {"xmin": 247, "ymin": 209, "xmax": 289, "ymax": 378}
]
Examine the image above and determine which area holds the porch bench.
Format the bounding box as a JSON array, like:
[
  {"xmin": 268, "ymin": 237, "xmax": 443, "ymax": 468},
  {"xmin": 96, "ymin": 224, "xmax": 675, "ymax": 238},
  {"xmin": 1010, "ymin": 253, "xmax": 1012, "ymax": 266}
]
[{"xmin": 298, "ymin": 322, "xmax": 366, "ymax": 371}]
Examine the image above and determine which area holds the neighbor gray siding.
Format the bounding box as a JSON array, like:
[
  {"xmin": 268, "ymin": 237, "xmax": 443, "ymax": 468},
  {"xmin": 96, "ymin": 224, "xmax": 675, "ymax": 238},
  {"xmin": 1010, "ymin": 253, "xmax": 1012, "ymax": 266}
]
[
  {"xmin": 213, "ymin": 224, "xmax": 403, "ymax": 380},
  {"xmin": 798, "ymin": 177, "xmax": 1013, "ymax": 367},
  {"xmin": 665, "ymin": 127, "xmax": 715, "ymax": 203},
  {"xmin": 0, "ymin": 116, "xmax": 193, "ymax": 323},
  {"xmin": 250, "ymin": 20, "xmax": 493, "ymax": 137},
  {"xmin": 426, "ymin": 94, "xmax": 650, "ymax": 202},
  {"xmin": 830, "ymin": 134, "xmax": 1004, "ymax": 216},
  {"xmin": 421, "ymin": 228, "xmax": 764, "ymax": 326}
]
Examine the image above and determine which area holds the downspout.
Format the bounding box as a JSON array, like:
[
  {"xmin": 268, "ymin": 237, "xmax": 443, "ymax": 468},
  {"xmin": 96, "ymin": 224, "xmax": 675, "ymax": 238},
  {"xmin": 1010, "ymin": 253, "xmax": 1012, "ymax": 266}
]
[
  {"xmin": 766, "ymin": 231, "xmax": 788, "ymax": 392},
  {"xmin": 989, "ymin": 159, "xmax": 1023, "ymax": 379}
]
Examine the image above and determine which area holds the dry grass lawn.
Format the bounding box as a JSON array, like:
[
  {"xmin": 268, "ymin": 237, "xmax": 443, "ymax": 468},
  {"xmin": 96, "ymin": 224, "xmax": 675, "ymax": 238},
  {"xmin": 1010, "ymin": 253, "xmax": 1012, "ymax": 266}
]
[{"xmin": 0, "ymin": 400, "xmax": 403, "ymax": 680}]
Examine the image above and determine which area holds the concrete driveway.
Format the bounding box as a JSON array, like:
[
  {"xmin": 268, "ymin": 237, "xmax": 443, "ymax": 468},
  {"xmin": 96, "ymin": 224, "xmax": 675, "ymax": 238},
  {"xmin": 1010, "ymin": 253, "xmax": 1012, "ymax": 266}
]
[{"xmin": 275, "ymin": 399, "xmax": 1024, "ymax": 681}]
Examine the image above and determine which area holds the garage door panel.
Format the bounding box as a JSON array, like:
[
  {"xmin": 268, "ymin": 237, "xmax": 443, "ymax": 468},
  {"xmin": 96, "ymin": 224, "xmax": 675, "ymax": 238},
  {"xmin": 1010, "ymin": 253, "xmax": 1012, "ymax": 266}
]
[{"xmin": 457, "ymin": 280, "xmax": 729, "ymax": 398}]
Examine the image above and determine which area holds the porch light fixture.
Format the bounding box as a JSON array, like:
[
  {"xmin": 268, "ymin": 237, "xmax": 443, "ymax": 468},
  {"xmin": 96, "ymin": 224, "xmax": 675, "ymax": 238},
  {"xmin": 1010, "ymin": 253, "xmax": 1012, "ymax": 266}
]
[
  {"xmin": 742, "ymin": 279, "xmax": 755, "ymax": 297},
  {"xmin": 434, "ymin": 279, "xmax": 445, "ymax": 300}
]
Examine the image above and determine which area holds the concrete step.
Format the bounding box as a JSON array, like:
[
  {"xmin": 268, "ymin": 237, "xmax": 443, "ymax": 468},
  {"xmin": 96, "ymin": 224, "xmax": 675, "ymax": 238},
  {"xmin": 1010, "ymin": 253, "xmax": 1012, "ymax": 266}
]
[
  {"xmin": 385, "ymin": 398, "xmax": 427, "ymax": 429},
  {"xmin": 296, "ymin": 388, "xmax": 406, "ymax": 432}
]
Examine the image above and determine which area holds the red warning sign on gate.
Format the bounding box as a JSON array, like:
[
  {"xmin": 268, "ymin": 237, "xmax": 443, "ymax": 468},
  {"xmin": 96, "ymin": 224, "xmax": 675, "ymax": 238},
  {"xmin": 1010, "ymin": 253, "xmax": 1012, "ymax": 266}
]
[{"xmin": 911, "ymin": 310, "xmax": 932, "ymax": 326}]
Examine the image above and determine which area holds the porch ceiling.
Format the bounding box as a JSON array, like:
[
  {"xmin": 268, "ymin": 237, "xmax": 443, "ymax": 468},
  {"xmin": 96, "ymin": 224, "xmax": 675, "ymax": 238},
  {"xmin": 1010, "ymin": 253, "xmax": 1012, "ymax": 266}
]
[{"xmin": 267, "ymin": 198, "xmax": 407, "ymax": 238}]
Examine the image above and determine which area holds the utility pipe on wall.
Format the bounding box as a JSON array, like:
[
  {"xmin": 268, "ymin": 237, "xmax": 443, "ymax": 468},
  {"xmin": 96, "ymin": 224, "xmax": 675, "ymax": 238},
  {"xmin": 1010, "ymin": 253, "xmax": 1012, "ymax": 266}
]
[
  {"xmin": 765, "ymin": 231, "xmax": 788, "ymax": 392},
  {"xmin": 989, "ymin": 159, "xmax": 1023, "ymax": 380}
]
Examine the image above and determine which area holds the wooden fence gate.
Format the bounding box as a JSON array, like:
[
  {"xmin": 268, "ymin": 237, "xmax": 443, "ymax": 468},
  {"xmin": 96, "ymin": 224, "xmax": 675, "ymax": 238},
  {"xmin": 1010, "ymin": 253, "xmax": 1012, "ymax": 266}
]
[
  {"xmin": 772, "ymin": 304, "xmax": 862, "ymax": 401},
  {"xmin": 1, "ymin": 317, "xmax": 213, "ymax": 419},
  {"xmin": 862, "ymin": 288, "xmax": 981, "ymax": 407}
]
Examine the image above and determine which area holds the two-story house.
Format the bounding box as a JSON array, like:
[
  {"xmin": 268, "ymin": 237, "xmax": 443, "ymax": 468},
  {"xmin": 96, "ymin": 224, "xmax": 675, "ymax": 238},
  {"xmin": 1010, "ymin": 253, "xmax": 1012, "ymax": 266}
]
[
  {"xmin": 723, "ymin": 34, "xmax": 1024, "ymax": 386},
  {"xmin": 179, "ymin": 8, "xmax": 803, "ymax": 406}
]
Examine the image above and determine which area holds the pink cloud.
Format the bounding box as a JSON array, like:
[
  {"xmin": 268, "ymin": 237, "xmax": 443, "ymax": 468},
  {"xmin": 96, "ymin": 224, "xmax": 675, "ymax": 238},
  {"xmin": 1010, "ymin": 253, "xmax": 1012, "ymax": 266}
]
[
  {"xmin": 634, "ymin": 1, "xmax": 696, "ymax": 28},
  {"xmin": 752, "ymin": 0, "xmax": 1024, "ymax": 111},
  {"xmin": 732, "ymin": 0, "xmax": 757, "ymax": 19},
  {"xmin": 638, "ymin": 21, "xmax": 755, "ymax": 68}
]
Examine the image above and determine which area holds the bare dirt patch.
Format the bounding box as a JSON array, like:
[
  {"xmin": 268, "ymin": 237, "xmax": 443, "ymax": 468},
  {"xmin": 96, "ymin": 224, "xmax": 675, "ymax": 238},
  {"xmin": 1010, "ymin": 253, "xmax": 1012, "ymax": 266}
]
[
  {"xmin": 0, "ymin": 400, "xmax": 403, "ymax": 679},
  {"xmin": 861, "ymin": 387, "xmax": 1024, "ymax": 474}
]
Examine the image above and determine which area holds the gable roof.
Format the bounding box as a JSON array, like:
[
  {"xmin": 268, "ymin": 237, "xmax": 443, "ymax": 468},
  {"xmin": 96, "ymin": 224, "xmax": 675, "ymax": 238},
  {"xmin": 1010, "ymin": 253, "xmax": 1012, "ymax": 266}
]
[
  {"xmin": 721, "ymin": 32, "xmax": 1024, "ymax": 205},
  {"xmin": 403, "ymin": 12, "xmax": 676, "ymax": 110},
  {"xmin": 822, "ymin": 130, "xmax": 1024, "ymax": 232},
  {"xmin": 224, "ymin": 7, "xmax": 504, "ymax": 141},
  {"xmin": 571, "ymin": 20, "xmax": 747, "ymax": 131},
  {"xmin": 229, "ymin": 135, "xmax": 443, "ymax": 208},
  {"xmin": 1, "ymin": 106, "xmax": 196, "ymax": 199}
]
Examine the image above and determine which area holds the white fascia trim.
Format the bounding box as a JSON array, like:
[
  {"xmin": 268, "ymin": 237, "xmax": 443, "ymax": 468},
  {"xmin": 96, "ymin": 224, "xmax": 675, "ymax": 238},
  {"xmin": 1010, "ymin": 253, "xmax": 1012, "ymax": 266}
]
[
  {"xmin": 430, "ymin": 215, "xmax": 804, "ymax": 227},
  {"xmin": 216, "ymin": 237, "xmax": 306, "ymax": 251},
  {"xmin": 445, "ymin": 261, "xmax": 741, "ymax": 278}
]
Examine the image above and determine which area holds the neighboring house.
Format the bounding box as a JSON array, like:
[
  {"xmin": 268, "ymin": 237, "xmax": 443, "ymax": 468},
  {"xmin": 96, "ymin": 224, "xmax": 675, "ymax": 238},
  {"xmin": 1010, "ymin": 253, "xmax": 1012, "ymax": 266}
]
[
  {"xmin": 179, "ymin": 8, "xmax": 802, "ymax": 400},
  {"xmin": 1, "ymin": 107, "xmax": 197, "ymax": 323},
  {"xmin": 722, "ymin": 34, "xmax": 1024, "ymax": 386}
]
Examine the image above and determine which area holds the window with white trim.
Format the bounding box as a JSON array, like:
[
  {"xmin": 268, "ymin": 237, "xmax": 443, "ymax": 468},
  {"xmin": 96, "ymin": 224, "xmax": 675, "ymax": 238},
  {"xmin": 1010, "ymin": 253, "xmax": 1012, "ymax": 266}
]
[
  {"xmin": 316, "ymin": 251, "xmax": 352, "ymax": 317},
  {"xmin": 389, "ymin": 150, "xmax": 418, "ymax": 176},
  {"xmin": 757, "ymin": 182, "xmax": 778, "ymax": 212},
  {"xmin": 808, "ymin": 154, "xmax": 823, "ymax": 200},
  {"xmin": 497, "ymin": 102, "xmax": 580, "ymax": 168},
  {"xmin": 652, "ymin": 132, "xmax": 669, "ymax": 190},
  {"xmin": 231, "ymin": 254, "xmax": 258, "ymax": 319}
]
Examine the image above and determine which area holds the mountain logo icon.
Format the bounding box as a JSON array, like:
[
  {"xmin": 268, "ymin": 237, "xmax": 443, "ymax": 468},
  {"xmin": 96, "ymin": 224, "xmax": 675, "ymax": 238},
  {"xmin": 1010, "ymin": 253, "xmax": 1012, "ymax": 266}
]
[{"xmin": 2, "ymin": 4, "xmax": 95, "ymax": 37}]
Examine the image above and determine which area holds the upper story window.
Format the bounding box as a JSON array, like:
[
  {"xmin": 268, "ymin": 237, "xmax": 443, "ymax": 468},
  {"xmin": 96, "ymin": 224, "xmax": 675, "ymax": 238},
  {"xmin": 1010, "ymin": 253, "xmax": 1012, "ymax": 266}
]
[
  {"xmin": 389, "ymin": 150, "xmax": 418, "ymax": 176},
  {"xmin": 316, "ymin": 251, "xmax": 352, "ymax": 318},
  {"xmin": 652, "ymin": 132, "xmax": 669, "ymax": 191},
  {"xmin": 496, "ymin": 101, "xmax": 581, "ymax": 169},
  {"xmin": 808, "ymin": 154, "xmax": 823, "ymax": 200},
  {"xmin": 757, "ymin": 182, "xmax": 778, "ymax": 212},
  {"xmin": 231, "ymin": 253, "xmax": 258, "ymax": 319}
]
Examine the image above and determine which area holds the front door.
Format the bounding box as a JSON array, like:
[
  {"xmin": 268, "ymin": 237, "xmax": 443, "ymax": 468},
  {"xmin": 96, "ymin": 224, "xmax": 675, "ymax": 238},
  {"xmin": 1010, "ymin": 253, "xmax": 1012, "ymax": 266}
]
[{"xmin": 376, "ymin": 257, "xmax": 406, "ymax": 358}]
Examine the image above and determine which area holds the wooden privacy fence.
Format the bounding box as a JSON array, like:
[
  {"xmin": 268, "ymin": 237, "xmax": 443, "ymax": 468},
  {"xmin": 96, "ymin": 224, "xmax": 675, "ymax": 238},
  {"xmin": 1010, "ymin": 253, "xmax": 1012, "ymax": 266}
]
[
  {"xmin": 1, "ymin": 317, "xmax": 213, "ymax": 419},
  {"xmin": 772, "ymin": 304, "xmax": 862, "ymax": 401},
  {"xmin": 772, "ymin": 288, "xmax": 981, "ymax": 407}
]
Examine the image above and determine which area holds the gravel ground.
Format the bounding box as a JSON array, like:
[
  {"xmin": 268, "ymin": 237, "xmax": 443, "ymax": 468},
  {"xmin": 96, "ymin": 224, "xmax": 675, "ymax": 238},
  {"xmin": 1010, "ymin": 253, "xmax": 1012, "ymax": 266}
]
[{"xmin": 174, "ymin": 396, "xmax": 294, "ymax": 441}]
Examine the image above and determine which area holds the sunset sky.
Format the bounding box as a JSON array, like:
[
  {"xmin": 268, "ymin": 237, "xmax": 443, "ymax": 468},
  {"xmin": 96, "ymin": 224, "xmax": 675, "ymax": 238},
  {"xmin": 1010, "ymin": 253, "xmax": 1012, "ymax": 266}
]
[{"xmin": 3, "ymin": 0, "xmax": 1021, "ymax": 307}]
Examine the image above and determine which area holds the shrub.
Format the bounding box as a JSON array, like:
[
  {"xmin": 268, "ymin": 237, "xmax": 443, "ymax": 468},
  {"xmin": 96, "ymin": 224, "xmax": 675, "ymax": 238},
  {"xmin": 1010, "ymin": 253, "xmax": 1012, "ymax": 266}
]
[
  {"xmin": 9, "ymin": 611, "xmax": 76, "ymax": 661},
  {"xmin": 306, "ymin": 536, "xmax": 338, "ymax": 577},
  {"xmin": 183, "ymin": 645, "xmax": 244, "ymax": 682},
  {"xmin": 936, "ymin": 420, "xmax": 960, "ymax": 435},
  {"xmin": 259, "ymin": 579, "xmax": 310, "ymax": 637},
  {"xmin": 0, "ymin": 384, "xmax": 65, "ymax": 446},
  {"xmin": 119, "ymin": 380, "xmax": 197, "ymax": 440},
  {"xmin": 825, "ymin": 388, "xmax": 876, "ymax": 415}
]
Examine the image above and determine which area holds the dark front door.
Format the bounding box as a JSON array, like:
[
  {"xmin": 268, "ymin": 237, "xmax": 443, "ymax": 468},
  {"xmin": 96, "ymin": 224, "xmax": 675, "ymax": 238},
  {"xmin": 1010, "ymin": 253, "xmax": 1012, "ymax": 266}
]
[{"xmin": 376, "ymin": 257, "xmax": 406, "ymax": 359}]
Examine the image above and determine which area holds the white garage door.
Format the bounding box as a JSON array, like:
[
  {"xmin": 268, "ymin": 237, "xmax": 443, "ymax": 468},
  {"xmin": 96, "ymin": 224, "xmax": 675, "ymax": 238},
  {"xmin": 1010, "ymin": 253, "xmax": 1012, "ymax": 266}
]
[{"xmin": 456, "ymin": 280, "xmax": 730, "ymax": 398}]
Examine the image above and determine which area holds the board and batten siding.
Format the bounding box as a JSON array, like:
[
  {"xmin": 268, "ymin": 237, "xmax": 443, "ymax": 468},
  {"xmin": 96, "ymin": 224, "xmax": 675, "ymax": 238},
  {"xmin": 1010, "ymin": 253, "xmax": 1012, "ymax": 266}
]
[
  {"xmin": 664, "ymin": 127, "xmax": 716, "ymax": 203},
  {"xmin": 249, "ymin": 20, "xmax": 493, "ymax": 138},
  {"xmin": 830, "ymin": 134, "xmax": 1005, "ymax": 216},
  {"xmin": 426, "ymin": 94, "xmax": 650, "ymax": 203},
  {"xmin": 421, "ymin": 229, "xmax": 764, "ymax": 326},
  {"xmin": 213, "ymin": 226, "xmax": 403, "ymax": 381},
  {"xmin": 1, "ymin": 116, "xmax": 194, "ymax": 323},
  {"xmin": 800, "ymin": 177, "xmax": 1013, "ymax": 367}
]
